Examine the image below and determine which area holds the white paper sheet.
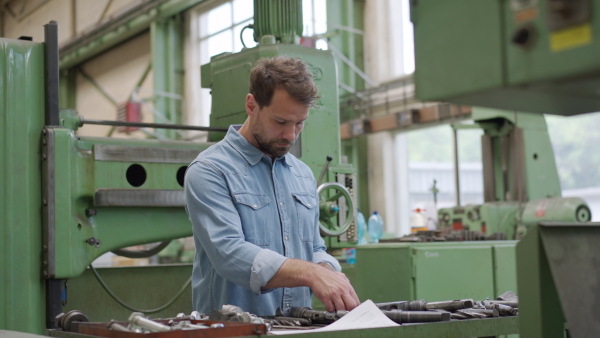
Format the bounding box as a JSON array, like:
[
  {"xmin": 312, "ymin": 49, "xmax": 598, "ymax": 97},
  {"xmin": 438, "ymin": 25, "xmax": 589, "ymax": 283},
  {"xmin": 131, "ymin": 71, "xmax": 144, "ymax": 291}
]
[{"xmin": 269, "ymin": 299, "xmax": 399, "ymax": 335}]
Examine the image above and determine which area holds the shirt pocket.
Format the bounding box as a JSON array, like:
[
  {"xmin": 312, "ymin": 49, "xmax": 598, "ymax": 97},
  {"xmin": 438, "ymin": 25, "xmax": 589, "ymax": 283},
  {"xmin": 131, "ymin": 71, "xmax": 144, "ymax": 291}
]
[
  {"xmin": 233, "ymin": 193, "xmax": 272, "ymax": 247},
  {"xmin": 292, "ymin": 193, "xmax": 317, "ymax": 242}
]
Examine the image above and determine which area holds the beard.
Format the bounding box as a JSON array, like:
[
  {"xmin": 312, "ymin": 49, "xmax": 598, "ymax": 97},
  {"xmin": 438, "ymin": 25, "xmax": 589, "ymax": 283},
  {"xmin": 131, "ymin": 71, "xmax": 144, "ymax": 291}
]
[{"xmin": 253, "ymin": 132, "xmax": 293, "ymax": 158}]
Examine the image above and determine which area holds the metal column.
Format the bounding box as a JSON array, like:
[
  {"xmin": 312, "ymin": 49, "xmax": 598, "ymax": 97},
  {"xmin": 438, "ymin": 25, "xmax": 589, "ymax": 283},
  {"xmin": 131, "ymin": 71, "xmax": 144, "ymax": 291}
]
[
  {"xmin": 0, "ymin": 34, "xmax": 46, "ymax": 334},
  {"xmin": 151, "ymin": 15, "xmax": 184, "ymax": 140},
  {"xmin": 328, "ymin": 0, "xmax": 369, "ymax": 213}
]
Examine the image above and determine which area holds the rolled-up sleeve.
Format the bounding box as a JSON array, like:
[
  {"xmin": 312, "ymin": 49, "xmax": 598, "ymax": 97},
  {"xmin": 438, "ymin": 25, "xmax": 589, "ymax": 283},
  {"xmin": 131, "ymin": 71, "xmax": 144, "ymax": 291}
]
[
  {"xmin": 250, "ymin": 249, "xmax": 288, "ymax": 294},
  {"xmin": 185, "ymin": 160, "xmax": 287, "ymax": 292}
]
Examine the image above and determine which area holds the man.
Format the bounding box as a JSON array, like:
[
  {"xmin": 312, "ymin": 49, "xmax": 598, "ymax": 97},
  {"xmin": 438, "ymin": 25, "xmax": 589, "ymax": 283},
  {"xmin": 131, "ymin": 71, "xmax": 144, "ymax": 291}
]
[{"xmin": 185, "ymin": 56, "xmax": 359, "ymax": 317}]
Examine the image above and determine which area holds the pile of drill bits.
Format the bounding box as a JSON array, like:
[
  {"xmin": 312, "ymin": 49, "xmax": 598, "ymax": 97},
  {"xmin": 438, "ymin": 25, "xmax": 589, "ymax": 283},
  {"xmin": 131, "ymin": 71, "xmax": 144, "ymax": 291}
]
[
  {"xmin": 425, "ymin": 291, "xmax": 519, "ymax": 320},
  {"xmin": 267, "ymin": 291, "xmax": 518, "ymax": 329}
]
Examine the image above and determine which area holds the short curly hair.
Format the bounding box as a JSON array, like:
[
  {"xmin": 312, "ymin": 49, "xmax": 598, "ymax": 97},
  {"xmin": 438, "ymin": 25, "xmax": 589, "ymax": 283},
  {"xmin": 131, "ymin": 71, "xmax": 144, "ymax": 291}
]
[{"xmin": 249, "ymin": 56, "xmax": 319, "ymax": 108}]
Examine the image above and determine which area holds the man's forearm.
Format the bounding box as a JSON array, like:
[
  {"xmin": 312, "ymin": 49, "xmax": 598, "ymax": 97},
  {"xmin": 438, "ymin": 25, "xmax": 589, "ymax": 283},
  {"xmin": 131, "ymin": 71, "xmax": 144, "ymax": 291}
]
[{"xmin": 263, "ymin": 258, "xmax": 318, "ymax": 289}]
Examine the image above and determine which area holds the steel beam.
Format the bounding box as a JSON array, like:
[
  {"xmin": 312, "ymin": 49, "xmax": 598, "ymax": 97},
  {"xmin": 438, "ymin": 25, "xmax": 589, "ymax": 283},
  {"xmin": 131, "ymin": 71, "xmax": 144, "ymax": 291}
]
[
  {"xmin": 328, "ymin": 0, "xmax": 369, "ymax": 215},
  {"xmin": 59, "ymin": 0, "xmax": 207, "ymax": 70}
]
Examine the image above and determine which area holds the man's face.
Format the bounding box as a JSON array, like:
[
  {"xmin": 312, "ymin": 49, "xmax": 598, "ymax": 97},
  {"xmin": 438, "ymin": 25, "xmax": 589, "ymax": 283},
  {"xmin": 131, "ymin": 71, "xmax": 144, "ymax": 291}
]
[{"xmin": 248, "ymin": 89, "xmax": 309, "ymax": 158}]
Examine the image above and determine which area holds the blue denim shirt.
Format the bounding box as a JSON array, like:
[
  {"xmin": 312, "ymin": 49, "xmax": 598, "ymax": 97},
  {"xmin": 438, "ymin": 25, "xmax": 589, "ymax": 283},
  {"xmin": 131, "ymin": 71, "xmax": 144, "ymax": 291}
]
[{"xmin": 184, "ymin": 125, "xmax": 341, "ymax": 316}]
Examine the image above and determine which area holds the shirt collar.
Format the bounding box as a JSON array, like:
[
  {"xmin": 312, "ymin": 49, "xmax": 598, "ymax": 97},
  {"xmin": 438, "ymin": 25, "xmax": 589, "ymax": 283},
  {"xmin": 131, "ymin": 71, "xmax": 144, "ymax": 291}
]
[{"xmin": 225, "ymin": 125, "xmax": 292, "ymax": 167}]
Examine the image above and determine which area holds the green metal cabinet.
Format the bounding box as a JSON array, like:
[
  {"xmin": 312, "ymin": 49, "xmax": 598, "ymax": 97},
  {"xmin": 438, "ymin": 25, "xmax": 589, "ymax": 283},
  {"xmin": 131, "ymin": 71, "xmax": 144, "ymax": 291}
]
[{"xmin": 353, "ymin": 242, "xmax": 518, "ymax": 304}]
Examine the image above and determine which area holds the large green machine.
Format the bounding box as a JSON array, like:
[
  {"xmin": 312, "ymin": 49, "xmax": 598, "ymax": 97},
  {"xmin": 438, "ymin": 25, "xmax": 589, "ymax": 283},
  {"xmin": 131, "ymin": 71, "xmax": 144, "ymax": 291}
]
[
  {"xmin": 411, "ymin": 0, "xmax": 600, "ymax": 116},
  {"xmin": 0, "ymin": 25, "xmax": 211, "ymax": 333},
  {"xmin": 437, "ymin": 108, "xmax": 590, "ymax": 240},
  {"xmin": 410, "ymin": 0, "xmax": 600, "ymax": 336}
]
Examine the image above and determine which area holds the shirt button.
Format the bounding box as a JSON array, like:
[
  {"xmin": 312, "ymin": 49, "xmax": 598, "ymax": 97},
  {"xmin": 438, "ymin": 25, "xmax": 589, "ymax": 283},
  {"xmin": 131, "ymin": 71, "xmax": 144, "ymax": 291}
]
[
  {"xmin": 253, "ymin": 205, "xmax": 257, "ymax": 208},
  {"xmin": 307, "ymin": 204, "xmax": 311, "ymax": 207},
  {"xmin": 285, "ymin": 237, "xmax": 288, "ymax": 241},
  {"xmin": 280, "ymin": 202, "xmax": 283, "ymax": 206},
  {"xmin": 286, "ymin": 303, "xmax": 290, "ymax": 307}
]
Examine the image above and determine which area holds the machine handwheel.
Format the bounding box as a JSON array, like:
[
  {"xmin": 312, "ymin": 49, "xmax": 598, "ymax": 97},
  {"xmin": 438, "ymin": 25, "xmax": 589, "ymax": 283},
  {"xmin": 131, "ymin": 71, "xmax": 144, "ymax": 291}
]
[{"xmin": 317, "ymin": 182, "xmax": 354, "ymax": 237}]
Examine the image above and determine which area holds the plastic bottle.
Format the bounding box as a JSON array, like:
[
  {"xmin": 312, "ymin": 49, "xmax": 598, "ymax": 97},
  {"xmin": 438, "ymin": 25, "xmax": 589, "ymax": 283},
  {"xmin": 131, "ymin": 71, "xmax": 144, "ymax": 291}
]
[
  {"xmin": 410, "ymin": 208, "xmax": 428, "ymax": 233},
  {"xmin": 356, "ymin": 210, "xmax": 367, "ymax": 245},
  {"xmin": 367, "ymin": 211, "xmax": 384, "ymax": 243},
  {"xmin": 344, "ymin": 248, "xmax": 356, "ymax": 264}
]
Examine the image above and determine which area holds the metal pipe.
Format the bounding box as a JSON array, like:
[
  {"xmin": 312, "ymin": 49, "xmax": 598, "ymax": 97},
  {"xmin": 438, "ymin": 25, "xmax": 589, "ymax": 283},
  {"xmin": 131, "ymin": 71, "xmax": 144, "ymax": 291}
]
[
  {"xmin": 107, "ymin": 321, "xmax": 131, "ymax": 332},
  {"xmin": 327, "ymin": 43, "xmax": 377, "ymax": 87},
  {"xmin": 79, "ymin": 118, "xmax": 228, "ymax": 132},
  {"xmin": 483, "ymin": 300, "xmax": 518, "ymax": 308},
  {"xmin": 375, "ymin": 301, "xmax": 408, "ymax": 311},
  {"xmin": 70, "ymin": 0, "xmax": 76, "ymax": 36},
  {"xmin": 376, "ymin": 300, "xmax": 427, "ymax": 311},
  {"xmin": 453, "ymin": 126, "xmax": 461, "ymax": 206},
  {"xmin": 381, "ymin": 310, "xmax": 450, "ymax": 323},
  {"xmin": 44, "ymin": 21, "xmax": 60, "ymax": 126},
  {"xmin": 426, "ymin": 299, "xmax": 474, "ymax": 311},
  {"xmin": 133, "ymin": 62, "xmax": 153, "ymax": 94},
  {"xmin": 457, "ymin": 308, "xmax": 499, "ymax": 318}
]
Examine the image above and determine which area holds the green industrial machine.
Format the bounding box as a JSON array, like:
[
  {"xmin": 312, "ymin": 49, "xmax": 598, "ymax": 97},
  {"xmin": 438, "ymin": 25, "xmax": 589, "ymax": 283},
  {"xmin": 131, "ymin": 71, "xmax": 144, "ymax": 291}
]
[
  {"xmin": 411, "ymin": 0, "xmax": 600, "ymax": 336},
  {"xmin": 1, "ymin": 23, "xmax": 212, "ymax": 334},
  {"xmin": 411, "ymin": 0, "xmax": 600, "ymax": 116},
  {"xmin": 437, "ymin": 108, "xmax": 591, "ymax": 240}
]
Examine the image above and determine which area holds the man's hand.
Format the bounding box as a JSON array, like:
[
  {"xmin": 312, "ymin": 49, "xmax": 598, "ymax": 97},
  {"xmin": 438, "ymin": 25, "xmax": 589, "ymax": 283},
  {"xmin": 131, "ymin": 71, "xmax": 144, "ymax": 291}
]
[
  {"xmin": 308, "ymin": 264, "xmax": 359, "ymax": 312},
  {"xmin": 264, "ymin": 259, "xmax": 360, "ymax": 312}
]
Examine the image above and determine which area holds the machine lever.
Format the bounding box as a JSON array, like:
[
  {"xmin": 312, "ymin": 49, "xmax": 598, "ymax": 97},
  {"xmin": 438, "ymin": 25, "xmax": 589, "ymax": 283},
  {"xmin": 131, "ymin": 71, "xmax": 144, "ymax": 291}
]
[{"xmin": 317, "ymin": 155, "xmax": 333, "ymax": 186}]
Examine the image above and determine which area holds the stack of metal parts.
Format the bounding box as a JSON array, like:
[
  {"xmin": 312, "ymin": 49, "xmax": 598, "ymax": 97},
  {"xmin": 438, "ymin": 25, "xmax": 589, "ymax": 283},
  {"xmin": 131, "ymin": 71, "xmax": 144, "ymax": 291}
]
[
  {"xmin": 370, "ymin": 291, "xmax": 518, "ymax": 323},
  {"xmin": 208, "ymin": 305, "xmax": 270, "ymax": 329},
  {"xmin": 388, "ymin": 229, "xmax": 506, "ymax": 242},
  {"xmin": 111, "ymin": 312, "xmax": 224, "ymax": 333},
  {"xmin": 421, "ymin": 291, "xmax": 518, "ymax": 320},
  {"xmin": 79, "ymin": 292, "xmax": 517, "ymax": 335},
  {"xmin": 262, "ymin": 291, "xmax": 519, "ymax": 330},
  {"xmin": 59, "ymin": 310, "xmax": 268, "ymax": 337}
]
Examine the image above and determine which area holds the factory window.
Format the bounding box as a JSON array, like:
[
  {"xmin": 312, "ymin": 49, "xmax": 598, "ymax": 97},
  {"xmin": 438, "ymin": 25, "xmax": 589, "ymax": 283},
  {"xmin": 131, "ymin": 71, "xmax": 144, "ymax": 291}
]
[
  {"xmin": 393, "ymin": 125, "xmax": 484, "ymax": 236},
  {"xmin": 388, "ymin": 0, "xmax": 415, "ymax": 76},
  {"xmin": 400, "ymin": 0, "xmax": 414, "ymax": 75},
  {"xmin": 302, "ymin": 0, "xmax": 328, "ymax": 50},
  {"xmin": 198, "ymin": 0, "xmax": 256, "ymax": 63}
]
